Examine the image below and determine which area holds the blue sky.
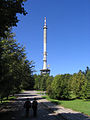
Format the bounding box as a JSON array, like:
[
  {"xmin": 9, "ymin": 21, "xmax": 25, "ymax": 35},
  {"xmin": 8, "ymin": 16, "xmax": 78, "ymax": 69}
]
[{"xmin": 13, "ymin": 0, "xmax": 90, "ymax": 76}]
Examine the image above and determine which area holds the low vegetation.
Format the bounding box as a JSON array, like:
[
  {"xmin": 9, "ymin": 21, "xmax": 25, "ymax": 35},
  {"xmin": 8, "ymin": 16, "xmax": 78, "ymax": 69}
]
[
  {"xmin": 42, "ymin": 95, "xmax": 90, "ymax": 116},
  {"xmin": 0, "ymin": 96, "xmax": 16, "ymax": 103}
]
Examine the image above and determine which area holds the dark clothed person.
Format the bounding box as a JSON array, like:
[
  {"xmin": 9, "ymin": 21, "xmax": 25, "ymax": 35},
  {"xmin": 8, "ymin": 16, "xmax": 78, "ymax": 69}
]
[
  {"xmin": 32, "ymin": 98, "xmax": 38, "ymax": 117},
  {"xmin": 24, "ymin": 98, "xmax": 31, "ymax": 117}
]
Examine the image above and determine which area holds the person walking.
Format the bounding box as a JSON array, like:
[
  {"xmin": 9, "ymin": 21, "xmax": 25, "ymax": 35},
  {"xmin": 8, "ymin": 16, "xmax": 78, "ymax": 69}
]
[
  {"xmin": 24, "ymin": 98, "xmax": 31, "ymax": 117},
  {"xmin": 32, "ymin": 98, "xmax": 38, "ymax": 117}
]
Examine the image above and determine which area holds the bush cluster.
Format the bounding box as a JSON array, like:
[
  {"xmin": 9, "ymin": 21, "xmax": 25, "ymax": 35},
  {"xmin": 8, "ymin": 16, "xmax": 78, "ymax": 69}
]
[{"xmin": 34, "ymin": 68, "xmax": 90, "ymax": 100}]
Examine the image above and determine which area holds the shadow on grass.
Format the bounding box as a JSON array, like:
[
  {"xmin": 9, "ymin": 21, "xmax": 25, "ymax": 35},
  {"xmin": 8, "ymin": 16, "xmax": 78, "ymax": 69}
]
[{"xmin": 42, "ymin": 101, "xmax": 90, "ymax": 120}]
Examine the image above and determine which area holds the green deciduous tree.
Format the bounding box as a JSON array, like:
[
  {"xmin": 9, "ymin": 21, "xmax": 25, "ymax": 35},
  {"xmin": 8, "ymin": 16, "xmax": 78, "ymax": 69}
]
[
  {"xmin": 34, "ymin": 74, "xmax": 53, "ymax": 91},
  {"xmin": 40, "ymin": 74, "xmax": 49, "ymax": 91},
  {"xmin": 0, "ymin": 0, "xmax": 27, "ymax": 38},
  {"xmin": 0, "ymin": 31, "xmax": 34, "ymax": 100},
  {"xmin": 34, "ymin": 74, "xmax": 42, "ymax": 90},
  {"xmin": 21, "ymin": 60, "xmax": 35, "ymax": 90},
  {"xmin": 49, "ymin": 74, "xmax": 71, "ymax": 100},
  {"xmin": 86, "ymin": 70, "xmax": 90, "ymax": 99},
  {"xmin": 46, "ymin": 75, "xmax": 53, "ymax": 90},
  {"xmin": 71, "ymin": 71, "xmax": 87, "ymax": 99}
]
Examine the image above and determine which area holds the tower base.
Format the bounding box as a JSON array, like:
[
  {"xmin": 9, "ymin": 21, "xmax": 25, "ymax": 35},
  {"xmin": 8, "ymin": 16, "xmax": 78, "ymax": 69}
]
[{"xmin": 40, "ymin": 69, "xmax": 50, "ymax": 75}]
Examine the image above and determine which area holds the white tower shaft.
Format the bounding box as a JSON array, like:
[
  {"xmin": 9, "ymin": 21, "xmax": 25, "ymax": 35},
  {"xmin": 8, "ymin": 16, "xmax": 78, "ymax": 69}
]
[{"xmin": 43, "ymin": 17, "xmax": 47, "ymax": 69}]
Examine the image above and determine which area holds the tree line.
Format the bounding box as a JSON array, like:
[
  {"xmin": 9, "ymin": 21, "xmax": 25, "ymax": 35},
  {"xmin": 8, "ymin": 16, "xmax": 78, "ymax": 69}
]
[
  {"xmin": 34, "ymin": 68, "xmax": 90, "ymax": 100},
  {"xmin": 0, "ymin": 0, "xmax": 35, "ymax": 101},
  {"xmin": 0, "ymin": 31, "xmax": 34, "ymax": 101}
]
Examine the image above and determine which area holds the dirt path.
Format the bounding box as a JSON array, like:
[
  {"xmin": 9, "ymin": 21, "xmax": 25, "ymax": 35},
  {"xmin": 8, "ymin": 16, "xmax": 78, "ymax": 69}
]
[{"xmin": 0, "ymin": 91, "xmax": 64, "ymax": 120}]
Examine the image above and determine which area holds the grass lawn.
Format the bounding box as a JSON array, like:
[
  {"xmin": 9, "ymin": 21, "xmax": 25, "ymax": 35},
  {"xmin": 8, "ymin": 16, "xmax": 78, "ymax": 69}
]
[
  {"xmin": 0, "ymin": 96, "xmax": 16, "ymax": 103},
  {"xmin": 42, "ymin": 96, "xmax": 90, "ymax": 116}
]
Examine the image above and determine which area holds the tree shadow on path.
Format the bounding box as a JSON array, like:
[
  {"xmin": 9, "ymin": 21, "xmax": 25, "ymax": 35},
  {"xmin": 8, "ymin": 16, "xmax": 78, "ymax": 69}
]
[{"xmin": 0, "ymin": 91, "xmax": 90, "ymax": 120}]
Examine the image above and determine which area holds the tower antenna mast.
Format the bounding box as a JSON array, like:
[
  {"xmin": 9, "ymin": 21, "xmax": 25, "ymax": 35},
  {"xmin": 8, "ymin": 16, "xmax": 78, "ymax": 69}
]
[{"xmin": 40, "ymin": 17, "xmax": 50, "ymax": 75}]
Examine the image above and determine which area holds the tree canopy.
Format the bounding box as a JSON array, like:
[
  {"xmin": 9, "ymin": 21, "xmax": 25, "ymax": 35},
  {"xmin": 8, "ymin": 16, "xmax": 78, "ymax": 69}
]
[
  {"xmin": 0, "ymin": 0, "xmax": 27, "ymax": 38},
  {"xmin": 34, "ymin": 68, "xmax": 90, "ymax": 100},
  {"xmin": 0, "ymin": 31, "xmax": 34, "ymax": 100}
]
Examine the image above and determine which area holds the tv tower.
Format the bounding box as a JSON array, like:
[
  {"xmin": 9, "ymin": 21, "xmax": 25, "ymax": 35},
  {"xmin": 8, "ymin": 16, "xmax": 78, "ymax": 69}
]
[{"xmin": 40, "ymin": 17, "xmax": 50, "ymax": 75}]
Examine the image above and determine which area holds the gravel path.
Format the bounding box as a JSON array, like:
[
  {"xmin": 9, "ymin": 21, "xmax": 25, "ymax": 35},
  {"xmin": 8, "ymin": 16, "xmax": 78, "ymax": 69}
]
[
  {"xmin": 0, "ymin": 90, "xmax": 90, "ymax": 120},
  {"xmin": 0, "ymin": 91, "xmax": 64, "ymax": 120}
]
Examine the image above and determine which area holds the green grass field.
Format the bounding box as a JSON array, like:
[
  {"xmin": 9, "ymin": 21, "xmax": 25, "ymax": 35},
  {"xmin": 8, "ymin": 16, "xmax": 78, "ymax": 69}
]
[
  {"xmin": 42, "ymin": 96, "xmax": 90, "ymax": 116},
  {"xmin": 0, "ymin": 96, "xmax": 16, "ymax": 103}
]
